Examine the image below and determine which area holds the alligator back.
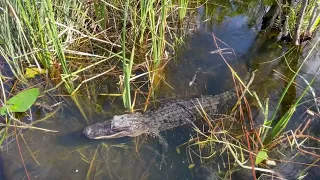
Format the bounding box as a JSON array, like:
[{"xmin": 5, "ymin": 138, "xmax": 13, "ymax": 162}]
[
  {"xmin": 83, "ymin": 90, "xmax": 237, "ymax": 140},
  {"xmin": 143, "ymin": 90, "xmax": 237, "ymax": 133}
]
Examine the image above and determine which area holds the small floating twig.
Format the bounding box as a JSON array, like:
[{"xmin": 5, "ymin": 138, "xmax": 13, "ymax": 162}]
[{"xmin": 0, "ymin": 123, "xmax": 58, "ymax": 133}]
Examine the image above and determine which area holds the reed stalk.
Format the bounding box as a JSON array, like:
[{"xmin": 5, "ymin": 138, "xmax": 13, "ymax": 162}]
[{"xmin": 121, "ymin": 0, "xmax": 132, "ymax": 111}]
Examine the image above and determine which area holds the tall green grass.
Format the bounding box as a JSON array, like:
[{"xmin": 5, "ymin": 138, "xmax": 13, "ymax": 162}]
[
  {"xmin": 0, "ymin": 0, "xmax": 191, "ymax": 110},
  {"xmin": 178, "ymin": 0, "xmax": 189, "ymax": 21},
  {"xmin": 265, "ymin": 44, "xmax": 318, "ymax": 144},
  {"xmin": 93, "ymin": 0, "xmax": 189, "ymax": 110},
  {"xmin": 0, "ymin": 0, "xmax": 88, "ymax": 92},
  {"xmin": 249, "ymin": 44, "xmax": 319, "ymax": 145},
  {"xmin": 121, "ymin": 0, "xmax": 133, "ymax": 111}
]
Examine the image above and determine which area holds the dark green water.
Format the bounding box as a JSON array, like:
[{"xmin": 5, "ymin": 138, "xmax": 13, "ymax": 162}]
[{"xmin": 1, "ymin": 3, "xmax": 320, "ymax": 180}]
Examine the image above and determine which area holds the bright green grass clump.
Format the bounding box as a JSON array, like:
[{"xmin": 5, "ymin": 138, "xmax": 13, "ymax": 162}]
[{"xmin": 0, "ymin": 0, "xmax": 191, "ymax": 110}]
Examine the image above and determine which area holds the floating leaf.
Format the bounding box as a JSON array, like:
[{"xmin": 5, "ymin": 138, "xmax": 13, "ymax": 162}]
[
  {"xmin": 188, "ymin": 164, "xmax": 195, "ymax": 169},
  {"xmin": 255, "ymin": 150, "xmax": 269, "ymax": 165},
  {"xmin": 176, "ymin": 147, "xmax": 180, "ymax": 154},
  {"xmin": 24, "ymin": 67, "xmax": 45, "ymax": 78},
  {"xmin": 0, "ymin": 88, "xmax": 40, "ymax": 115}
]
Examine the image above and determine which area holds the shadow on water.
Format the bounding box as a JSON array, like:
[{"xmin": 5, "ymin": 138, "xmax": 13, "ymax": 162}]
[{"xmin": 1, "ymin": 2, "xmax": 319, "ymax": 180}]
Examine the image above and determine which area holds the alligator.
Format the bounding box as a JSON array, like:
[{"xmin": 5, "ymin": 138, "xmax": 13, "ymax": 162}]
[{"xmin": 83, "ymin": 90, "xmax": 237, "ymax": 139}]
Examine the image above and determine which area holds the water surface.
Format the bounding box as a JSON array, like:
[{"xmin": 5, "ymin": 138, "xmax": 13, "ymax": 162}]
[{"xmin": 1, "ymin": 3, "xmax": 319, "ymax": 180}]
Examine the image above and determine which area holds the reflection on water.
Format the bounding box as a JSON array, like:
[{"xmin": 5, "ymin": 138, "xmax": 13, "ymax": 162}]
[
  {"xmin": 1, "ymin": 3, "xmax": 319, "ymax": 180},
  {"xmin": 0, "ymin": 5, "xmax": 262, "ymax": 180}
]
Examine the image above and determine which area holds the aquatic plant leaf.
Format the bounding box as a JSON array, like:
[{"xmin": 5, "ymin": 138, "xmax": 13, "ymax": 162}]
[
  {"xmin": 188, "ymin": 164, "xmax": 195, "ymax": 169},
  {"xmin": 0, "ymin": 88, "xmax": 40, "ymax": 115},
  {"xmin": 255, "ymin": 150, "xmax": 268, "ymax": 165},
  {"xmin": 24, "ymin": 67, "xmax": 46, "ymax": 78}
]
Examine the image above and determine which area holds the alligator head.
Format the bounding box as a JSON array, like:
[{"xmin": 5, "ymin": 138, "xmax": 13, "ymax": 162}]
[{"xmin": 83, "ymin": 112, "xmax": 148, "ymax": 139}]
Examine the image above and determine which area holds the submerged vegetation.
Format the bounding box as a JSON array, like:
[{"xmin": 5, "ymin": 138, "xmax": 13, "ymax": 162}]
[
  {"xmin": 179, "ymin": 33, "xmax": 320, "ymax": 179},
  {"xmin": 0, "ymin": 0, "xmax": 320, "ymax": 179}
]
